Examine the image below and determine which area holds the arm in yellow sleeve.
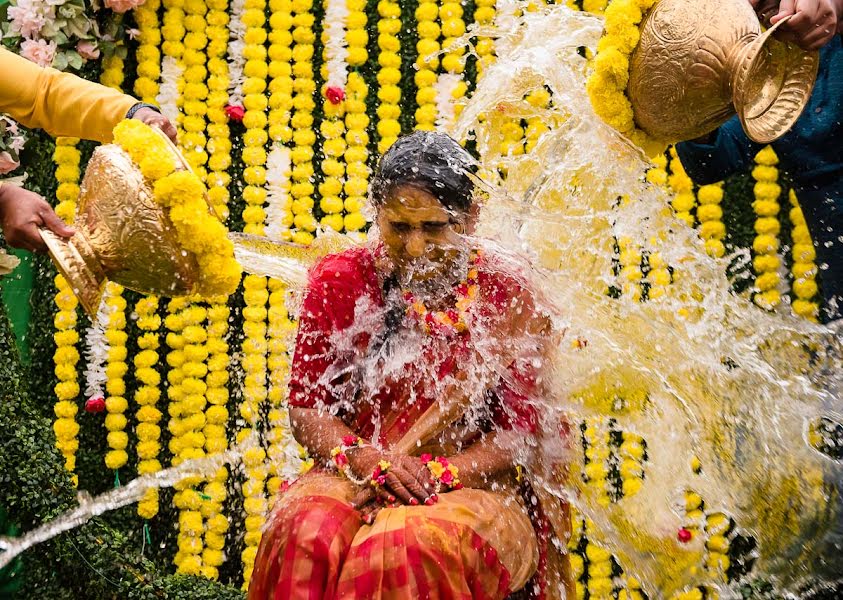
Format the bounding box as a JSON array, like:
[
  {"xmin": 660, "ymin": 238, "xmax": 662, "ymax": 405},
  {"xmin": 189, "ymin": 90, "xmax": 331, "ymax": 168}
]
[{"xmin": 0, "ymin": 48, "xmax": 138, "ymax": 144}]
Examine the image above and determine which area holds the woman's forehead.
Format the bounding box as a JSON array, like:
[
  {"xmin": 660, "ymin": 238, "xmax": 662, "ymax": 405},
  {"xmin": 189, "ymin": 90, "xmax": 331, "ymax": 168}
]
[{"xmin": 383, "ymin": 185, "xmax": 450, "ymax": 214}]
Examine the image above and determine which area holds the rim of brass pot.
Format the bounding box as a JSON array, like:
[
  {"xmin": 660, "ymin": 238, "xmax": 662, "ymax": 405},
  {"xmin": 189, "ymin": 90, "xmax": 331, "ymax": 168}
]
[{"xmin": 40, "ymin": 128, "xmax": 212, "ymax": 317}]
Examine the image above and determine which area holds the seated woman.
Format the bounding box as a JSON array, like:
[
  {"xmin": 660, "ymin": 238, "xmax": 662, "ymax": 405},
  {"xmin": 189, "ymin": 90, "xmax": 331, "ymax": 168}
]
[{"xmin": 249, "ymin": 132, "xmax": 572, "ymax": 600}]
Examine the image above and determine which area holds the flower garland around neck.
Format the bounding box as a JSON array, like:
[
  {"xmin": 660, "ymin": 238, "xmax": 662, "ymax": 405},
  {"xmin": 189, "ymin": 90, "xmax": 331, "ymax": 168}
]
[
  {"xmin": 376, "ymin": 0, "xmax": 402, "ymax": 153},
  {"xmin": 112, "ymin": 119, "xmax": 241, "ymax": 297},
  {"xmin": 402, "ymin": 250, "xmax": 481, "ymax": 335},
  {"xmin": 751, "ymin": 146, "xmax": 782, "ymax": 310},
  {"xmin": 52, "ymin": 136, "xmax": 82, "ymax": 485},
  {"xmin": 788, "ymin": 189, "xmax": 820, "ymax": 321},
  {"xmin": 586, "ymin": 0, "xmax": 666, "ymax": 157}
]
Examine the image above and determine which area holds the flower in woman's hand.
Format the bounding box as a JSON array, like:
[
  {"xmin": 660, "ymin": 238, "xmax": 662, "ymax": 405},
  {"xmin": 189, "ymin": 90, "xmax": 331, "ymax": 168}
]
[{"xmin": 427, "ymin": 459, "xmax": 446, "ymax": 479}]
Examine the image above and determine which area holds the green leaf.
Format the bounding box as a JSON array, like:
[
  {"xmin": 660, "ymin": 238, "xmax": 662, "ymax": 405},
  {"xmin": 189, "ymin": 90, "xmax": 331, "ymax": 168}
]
[
  {"xmin": 51, "ymin": 52, "xmax": 68, "ymax": 72},
  {"xmin": 66, "ymin": 50, "xmax": 84, "ymax": 70}
]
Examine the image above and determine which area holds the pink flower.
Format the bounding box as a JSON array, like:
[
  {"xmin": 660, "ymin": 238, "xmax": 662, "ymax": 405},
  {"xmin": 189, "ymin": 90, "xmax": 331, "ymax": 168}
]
[
  {"xmin": 7, "ymin": 0, "xmax": 52, "ymax": 39},
  {"xmin": 19, "ymin": 38, "xmax": 57, "ymax": 68},
  {"xmin": 85, "ymin": 396, "xmax": 106, "ymax": 414},
  {"xmin": 334, "ymin": 453, "xmax": 349, "ymax": 468},
  {"xmin": 225, "ymin": 104, "xmax": 245, "ymax": 121},
  {"xmin": 0, "ymin": 152, "xmax": 20, "ymax": 176},
  {"xmin": 440, "ymin": 470, "xmax": 454, "ymax": 485},
  {"xmin": 126, "ymin": 28, "xmax": 141, "ymax": 40},
  {"xmin": 104, "ymin": 0, "xmax": 145, "ymax": 13},
  {"xmin": 76, "ymin": 40, "xmax": 100, "ymax": 60},
  {"xmin": 341, "ymin": 435, "xmax": 358, "ymax": 447},
  {"xmin": 420, "ymin": 453, "xmax": 432, "ymax": 463},
  {"xmin": 325, "ymin": 86, "xmax": 346, "ymax": 105}
]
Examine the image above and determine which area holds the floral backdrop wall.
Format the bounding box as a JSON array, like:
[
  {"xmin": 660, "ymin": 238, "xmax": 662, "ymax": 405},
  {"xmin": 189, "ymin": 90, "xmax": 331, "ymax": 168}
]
[{"xmin": 0, "ymin": 0, "xmax": 825, "ymax": 598}]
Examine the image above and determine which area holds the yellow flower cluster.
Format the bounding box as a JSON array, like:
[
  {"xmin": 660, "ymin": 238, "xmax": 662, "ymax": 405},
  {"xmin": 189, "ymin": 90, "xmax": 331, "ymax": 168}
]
[
  {"xmin": 103, "ymin": 283, "xmax": 130, "ymax": 471},
  {"xmin": 415, "ymin": 0, "xmax": 440, "ymax": 131},
  {"xmin": 266, "ymin": 280, "xmax": 293, "ymax": 495},
  {"xmin": 343, "ymin": 28, "xmax": 370, "ymax": 234},
  {"xmin": 112, "ymin": 119, "xmax": 241, "ymax": 296},
  {"xmin": 703, "ymin": 511, "xmax": 731, "ymax": 578},
  {"xmin": 239, "ymin": 275, "xmax": 269, "ymax": 587},
  {"xmin": 583, "ymin": 0, "xmax": 609, "ymax": 12},
  {"xmin": 166, "ymin": 299, "xmax": 208, "ymax": 575},
  {"xmin": 162, "ymin": 0, "xmax": 187, "ymax": 120},
  {"xmin": 376, "ymin": 0, "xmax": 402, "ymax": 152},
  {"xmin": 751, "ymin": 146, "xmax": 782, "ymax": 310},
  {"xmin": 201, "ymin": 296, "xmax": 230, "ymax": 580},
  {"xmin": 268, "ymin": 0, "xmax": 294, "ymax": 147},
  {"xmin": 207, "ymin": 0, "xmax": 232, "ymax": 219},
  {"xmin": 524, "ymin": 89, "xmax": 551, "ymax": 154},
  {"xmin": 440, "ymin": 0, "xmax": 468, "ymax": 120},
  {"xmin": 568, "ymin": 512, "xmax": 586, "ymax": 599},
  {"xmin": 583, "ymin": 419, "xmax": 611, "ymax": 507},
  {"xmin": 474, "ymin": 0, "xmax": 495, "ymax": 73},
  {"xmin": 289, "ymin": 0, "xmax": 318, "ymax": 244},
  {"xmin": 585, "ymin": 525, "xmax": 615, "ymax": 598},
  {"xmin": 668, "ymin": 149, "xmax": 696, "ymax": 228},
  {"xmin": 586, "ymin": 0, "xmax": 664, "ymax": 157},
  {"xmin": 646, "ymin": 246, "xmax": 671, "ymax": 300},
  {"xmin": 319, "ymin": 60, "xmax": 348, "ymax": 233},
  {"xmin": 241, "ymin": 0, "xmax": 269, "ymax": 238},
  {"xmin": 697, "ymin": 183, "xmax": 726, "ymax": 258},
  {"xmin": 616, "ymin": 235, "xmax": 643, "ymax": 301},
  {"xmin": 788, "ymin": 190, "xmax": 819, "ymax": 321},
  {"xmin": 134, "ymin": 295, "xmax": 163, "ymax": 520},
  {"xmin": 181, "ymin": 0, "xmax": 209, "ymax": 179},
  {"xmin": 619, "ymin": 431, "xmax": 645, "ymax": 496},
  {"xmin": 52, "ymin": 137, "xmax": 81, "ymax": 484},
  {"xmin": 134, "ymin": 0, "xmax": 162, "ymax": 103}
]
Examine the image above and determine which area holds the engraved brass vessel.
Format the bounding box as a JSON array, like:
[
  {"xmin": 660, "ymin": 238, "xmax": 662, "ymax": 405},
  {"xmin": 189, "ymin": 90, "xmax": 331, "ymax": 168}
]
[
  {"xmin": 40, "ymin": 131, "xmax": 210, "ymax": 317},
  {"xmin": 628, "ymin": 0, "xmax": 819, "ymax": 144}
]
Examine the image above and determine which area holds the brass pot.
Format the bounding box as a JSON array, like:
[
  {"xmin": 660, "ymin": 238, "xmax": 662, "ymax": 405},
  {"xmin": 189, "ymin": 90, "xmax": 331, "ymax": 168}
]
[
  {"xmin": 628, "ymin": 0, "xmax": 819, "ymax": 144},
  {"xmin": 40, "ymin": 130, "xmax": 210, "ymax": 317}
]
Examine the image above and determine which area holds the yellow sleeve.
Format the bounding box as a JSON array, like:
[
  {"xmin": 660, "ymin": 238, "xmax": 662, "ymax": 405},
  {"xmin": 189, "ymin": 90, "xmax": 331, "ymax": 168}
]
[{"xmin": 0, "ymin": 48, "xmax": 138, "ymax": 144}]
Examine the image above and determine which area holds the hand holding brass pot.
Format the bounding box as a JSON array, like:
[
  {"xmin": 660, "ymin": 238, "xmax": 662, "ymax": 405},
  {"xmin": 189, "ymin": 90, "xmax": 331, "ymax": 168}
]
[
  {"xmin": 627, "ymin": 0, "xmax": 819, "ymax": 144},
  {"xmin": 40, "ymin": 130, "xmax": 218, "ymax": 317}
]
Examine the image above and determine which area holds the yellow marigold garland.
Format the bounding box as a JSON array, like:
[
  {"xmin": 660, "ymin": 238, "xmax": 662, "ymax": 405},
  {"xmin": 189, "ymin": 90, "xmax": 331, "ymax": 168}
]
[
  {"xmin": 182, "ymin": 0, "xmax": 209, "ymax": 179},
  {"xmin": 751, "ymin": 146, "xmax": 782, "ymax": 310},
  {"xmin": 135, "ymin": 296, "xmax": 163, "ymax": 520},
  {"xmin": 290, "ymin": 0, "xmax": 318, "ymax": 244},
  {"xmin": 617, "ymin": 234, "xmax": 643, "ymax": 302},
  {"xmin": 319, "ymin": 37, "xmax": 348, "ymax": 233},
  {"xmin": 668, "ymin": 148, "xmax": 696, "ymax": 228},
  {"xmin": 239, "ymin": 275, "xmax": 270, "ymax": 588},
  {"xmin": 376, "ymin": 0, "xmax": 402, "ymax": 152},
  {"xmin": 524, "ymin": 89, "xmax": 551, "ymax": 154},
  {"xmin": 201, "ymin": 296, "xmax": 230, "ymax": 580},
  {"xmin": 474, "ymin": 0, "xmax": 495, "ymax": 73},
  {"xmin": 52, "ymin": 137, "xmax": 82, "ymax": 484},
  {"xmin": 266, "ymin": 280, "xmax": 294, "ymax": 496},
  {"xmin": 586, "ymin": 0, "xmax": 664, "ymax": 157},
  {"xmin": 112, "ymin": 120, "xmax": 241, "ymax": 296},
  {"xmin": 207, "ymin": 0, "xmax": 232, "ymax": 219},
  {"xmin": 439, "ymin": 0, "xmax": 467, "ymax": 122},
  {"xmin": 268, "ymin": 0, "xmax": 294, "ymax": 147},
  {"xmin": 583, "ymin": 418, "xmax": 612, "ymax": 507},
  {"xmin": 162, "ymin": 0, "xmax": 187, "ymax": 128},
  {"xmin": 133, "ymin": 0, "xmax": 162, "ymax": 104},
  {"xmin": 415, "ymin": 0, "xmax": 440, "ymax": 131},
  {"xmin": 697, "ymin": 182, "xmax": 726, "ymax": 259},
  {"xmin": 585, "ymin": 522, "xmax": 614, "ymax": 598},
  {"xmin": 788, "ymin": 189, "xmax": 820, "ymax": 321},
  {"xmin": 103, "ymin": 283, "xmax": 130, "ymax": 471},
  {"xmin": 343, "ymin": 71, "xmax": 370, "ymax": 234}
]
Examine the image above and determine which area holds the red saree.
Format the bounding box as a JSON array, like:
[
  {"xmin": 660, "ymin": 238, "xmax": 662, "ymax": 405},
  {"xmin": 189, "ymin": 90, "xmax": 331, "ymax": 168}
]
[{"xmin": 249, "ymin": 246, "xmax": 570, "ymax": 600}]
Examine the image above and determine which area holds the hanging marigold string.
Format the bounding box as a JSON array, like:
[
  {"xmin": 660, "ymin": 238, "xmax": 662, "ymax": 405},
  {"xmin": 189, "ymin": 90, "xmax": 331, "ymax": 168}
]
[
  {"xmin": 415, "ymin": 0, "xmax": 440, "ymax": 131},
  {"xmin": 788, "ymin": 189, "xmax": 820, "ymax": 321},
  {"xmin": 375, "ymin": 0, "xmax": 402, "ymax": 152},
  {"xmin": 751, "ymin": 146, "xmax": 782, "ymax": 310}
]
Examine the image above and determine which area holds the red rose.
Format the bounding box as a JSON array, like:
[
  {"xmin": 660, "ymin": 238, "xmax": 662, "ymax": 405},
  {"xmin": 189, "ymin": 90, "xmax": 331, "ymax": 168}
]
[
  {"xmin": 677, "ymin": 527, "xmax": 693, "ymax": 543},
  {"xmin": 342, "ymin": 435, "xmax": 358, "ymax": 447},
  {"xmin": 335, "ymin": 453, "xmax": 349, "ymax": 468},
  {"xmin": 420, "ymin": 453, "xmax": 433, "ymax": 463},
  {"xmin": 224, "ymin": 104, "xmax": 245, "ymax": 121},
  {"xmin": 440, "ymin": 470, "xmax": 454, "ymax": 485},
  {"xmin": 85, "ymin": 396, "xmax": 106, "ymax": 413},
  {"xmin": 325, "ymin": 86, "xmax": 346, "ymax": 105}
]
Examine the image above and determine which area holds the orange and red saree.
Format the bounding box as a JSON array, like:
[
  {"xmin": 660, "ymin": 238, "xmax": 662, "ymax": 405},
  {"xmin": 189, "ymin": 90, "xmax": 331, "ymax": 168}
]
[{"xmin": 249, "ymin": 246, "xmax": 570, "ymax": 600}]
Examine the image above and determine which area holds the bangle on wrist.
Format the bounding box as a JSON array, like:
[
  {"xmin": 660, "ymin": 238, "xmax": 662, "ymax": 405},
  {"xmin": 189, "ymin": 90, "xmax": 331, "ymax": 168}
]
[{"xmin": 126, "ymin": 102, "xmax": 161, "ymax": 119}]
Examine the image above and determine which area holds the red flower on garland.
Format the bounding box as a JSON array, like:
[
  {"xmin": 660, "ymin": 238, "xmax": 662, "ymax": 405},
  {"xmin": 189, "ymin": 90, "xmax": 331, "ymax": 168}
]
[
  {"xmin": 677, "ymin": 527, "xmax": 693, "ymax": 543},
  {"xmin": 224, "ymin": 104, "xmax": 245, "ymax": 121},
  {"xmin": 325, "ymin": 86, "xmax": 346, "ymax": 105},
  {"xmin": 85, "ymin": 396, "xmax": 106, "ymax": 413}
]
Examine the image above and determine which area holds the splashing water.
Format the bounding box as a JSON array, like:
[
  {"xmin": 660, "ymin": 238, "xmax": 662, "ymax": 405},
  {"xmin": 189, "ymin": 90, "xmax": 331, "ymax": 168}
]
[
  {"xmin": 1, "ymin": 6, "xmax": 840, "ymax": 599},
  {"xmin": 448, "ymin": 4, "xmax": 842, "ymax": 598}
]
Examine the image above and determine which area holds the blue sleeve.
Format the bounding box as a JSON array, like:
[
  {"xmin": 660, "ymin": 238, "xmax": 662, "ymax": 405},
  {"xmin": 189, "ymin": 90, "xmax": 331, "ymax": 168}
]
[{"xmin": 674, "ymin": 116, "xmax": 761, "ymax": 185}]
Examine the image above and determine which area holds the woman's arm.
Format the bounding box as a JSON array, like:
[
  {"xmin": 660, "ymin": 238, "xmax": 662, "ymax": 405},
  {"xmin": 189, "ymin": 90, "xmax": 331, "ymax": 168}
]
[{"xmin": 447, "ymin": 433, "xmax": 519, "ymax": 490}]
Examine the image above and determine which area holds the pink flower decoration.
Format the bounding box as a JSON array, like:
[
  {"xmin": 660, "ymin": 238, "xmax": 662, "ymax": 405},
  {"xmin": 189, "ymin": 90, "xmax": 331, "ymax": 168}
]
[
  {"xmin": 341, "ymin": 435, "xmax": 358, "ymax": 447},
  {"xmin": 420, "ymin": 453, "xmax": 432, "ymax": 463},
  {"xmin": 0, "ymin": 152, "xmax": 20, "ymax": 176},
  {"xmin": 8, "ymin": 0, "xmax": 52, "ymax": 39},
  {"xmin": 85, "ymin": 396, "xmax": 106, "ymax": 414},
  {"xmin": 334, "ymin": 453, "xmax": 349, "ymax": 468},
  {"xmin": 76, "ymin": 40, "xmax": 100, "ymax": 60},
  {"xmin": 440, "ymin": 470, "xmax": 454, "ymax": 485},
  {"xmin": 325, "ymin": 86, "xmax": 346, "ymax": 105},
  {"xmin": 104, "ymin": 0, "xmax": 145, "ymax": 14},
  {"xmin": 677, "ymin": 527, "xmax": 693, "ymax": 543},
  {"xmin": 20, "ymin": 38, "xmax": 57, "ymax": 68},
  {"xmin": 225, "ymin": 104, "xmax": 245, "ymax": 121}
]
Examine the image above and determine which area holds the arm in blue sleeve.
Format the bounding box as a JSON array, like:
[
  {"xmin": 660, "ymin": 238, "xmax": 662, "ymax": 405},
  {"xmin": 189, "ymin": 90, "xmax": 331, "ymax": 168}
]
[{"xmin": 674, "ymin": 116, "xmax": 762, "ymax": 185}]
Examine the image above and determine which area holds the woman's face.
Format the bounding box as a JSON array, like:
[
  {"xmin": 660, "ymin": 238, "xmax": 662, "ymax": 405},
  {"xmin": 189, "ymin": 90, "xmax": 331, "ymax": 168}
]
[{"xmin": 376, "ymin": 184, "xmax": 472, "ymax": 286}]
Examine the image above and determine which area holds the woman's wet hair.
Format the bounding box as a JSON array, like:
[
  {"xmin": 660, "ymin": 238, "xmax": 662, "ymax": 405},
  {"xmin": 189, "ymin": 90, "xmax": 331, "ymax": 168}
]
[{"xmin": 370, "ymin": 131, "xmax": 478, "ymax": 213}]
